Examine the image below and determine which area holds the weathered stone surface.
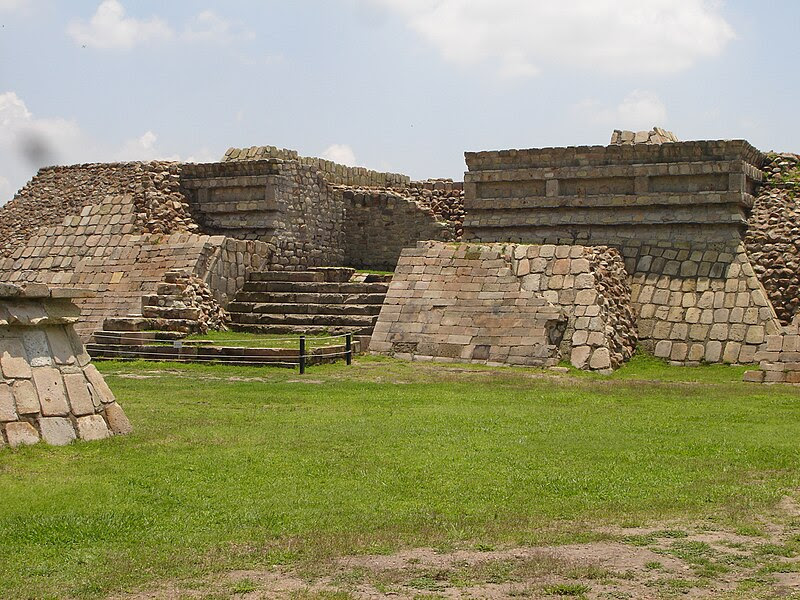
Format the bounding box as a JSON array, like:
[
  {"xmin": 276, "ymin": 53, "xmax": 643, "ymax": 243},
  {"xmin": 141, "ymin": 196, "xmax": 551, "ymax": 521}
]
[
  {"xmin": 5, "ymin": 421, "xmax": 39, "ymax": 448},
  {"xmin": 372, "ymin": 242, "xmax": 636, "ymax": 371},
  {"xmin": 63, "ymin": 373, "xmax": 94, "ymax": 416},
  {"xmin": 104, "ymin": 403, "xmax": 133, "ymax": 435},
  {"xmin": 32, "ymin": 367, "xmax": 69, "ymax": 416},
  {"xmin": 76, "ymin": 415, "xmax": 110, "ymax": 441},
  {"xmin": 13, "ymin": 379, "xmax": 39, "ymax": 415},
  {"xmin": 0, "ymin": 383, "xmax": 17, "ymax": 422},
  {"xmin": 39, "ymin": 417, "xmax": 76, "ymax": 446},
  {"xmin": 0, "ymin": 338, "xmax": 31, "ymax": 379},
  {"xmin": 0, "ymin": 285, "xmax": 131, "ymax": 446},
  {"xmin": 83, "ymin": 365, "xmax": 115, "ymax": 404}
]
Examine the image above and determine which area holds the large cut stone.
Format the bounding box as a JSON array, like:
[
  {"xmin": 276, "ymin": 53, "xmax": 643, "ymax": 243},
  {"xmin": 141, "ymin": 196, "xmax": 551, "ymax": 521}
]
[
  {"xmin": 0, "ymin": 383, "xmax": 17, "ymax": 421},
  {"xmin": 39, "ymin": 417, "xmax": 76, "ymax": 446},
  {"xmin": 83, "ymin": 364, "xmax": 115, "ymax": 404},
  {"xmin": 63, "ymin": 373, "xmax": 94, "ymax": 416},
  {"xmin": 5, "ymin": 421, "xmax": 39, "ymax": 448},
  {"xmin": 0, "ymin": 338, "xmax": 31, "ymax": 379},
  {"xmin": 76, "ymin": 414, "xmax": 110, "ymax": 441},
  {"xmin": 12, "ymin": 379, "xmax": 39, "ymax": 415},
  {"xmin": 104, "ymin": 403, "xmax": 133, "ymax": 435},
  {"xmin": 32, "ymin": 366, "xmax": 69, "ymax": 416}
]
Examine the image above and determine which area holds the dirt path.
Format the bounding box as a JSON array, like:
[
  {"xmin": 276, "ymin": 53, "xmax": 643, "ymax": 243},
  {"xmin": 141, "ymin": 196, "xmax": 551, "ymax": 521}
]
[{"xmin": 116, "ymin": 498, "xmax": 800, "ymax": 600}]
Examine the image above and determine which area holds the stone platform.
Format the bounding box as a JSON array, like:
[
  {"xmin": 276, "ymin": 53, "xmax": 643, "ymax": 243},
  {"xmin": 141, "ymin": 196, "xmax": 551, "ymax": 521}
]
[
  {"xmin": 369, "ymin": 242, "xmax": 637, "ymax": 371},
  {"xmin": 0, "ymin": 283, "xmax": 131, "ymax": 448}
]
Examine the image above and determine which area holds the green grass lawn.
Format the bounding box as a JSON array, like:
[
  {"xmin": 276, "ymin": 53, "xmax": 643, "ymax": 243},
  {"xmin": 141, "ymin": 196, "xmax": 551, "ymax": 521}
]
[
  {"xmin": 0, "ymin": 355, "xmax": 798, "ymax": 599},
  {"xmin": 178, "ymin": 330, "xmax": 348, "ymax": 348}
]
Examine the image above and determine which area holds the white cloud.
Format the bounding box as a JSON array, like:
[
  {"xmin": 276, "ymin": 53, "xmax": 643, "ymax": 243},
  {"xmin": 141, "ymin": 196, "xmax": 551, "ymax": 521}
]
[
  {"xmin": 67, "ymin": 2, "xmax": 255, "ymax": 50},
  {"xmin": 0, "ymin": 0, "xmax": 29, "ymax": 12},
  {"xmin": 67, "ymin": 0, "xmax": 174, "ymax": 49},
  {"xmin": 0, "ymin": 91, "xmax": 210, "ymax": 203},
  {"xmin": 183, "ymin": 10, "xmax": 254, "ymax": 44},
  {"xmin": 572, "ymin": 90, "xmax": 667, "ymax": 132},
  {"xmin": 322, "ymin": 144, "xmax": 357, "ymax": 166},
  {"xmin": 369, "ymin": 0, "xmax": 735, "ymax": 78}
]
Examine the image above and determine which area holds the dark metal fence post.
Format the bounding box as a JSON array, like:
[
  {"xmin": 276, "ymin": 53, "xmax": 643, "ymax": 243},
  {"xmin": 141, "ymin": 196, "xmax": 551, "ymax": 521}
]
[
  {"xmin": 299, "ymin": 335, "xmax": 306, "ymax": 375},
  {"xmin": 346, "ymin": 333, "xmax": 352, "ymax": 366}
]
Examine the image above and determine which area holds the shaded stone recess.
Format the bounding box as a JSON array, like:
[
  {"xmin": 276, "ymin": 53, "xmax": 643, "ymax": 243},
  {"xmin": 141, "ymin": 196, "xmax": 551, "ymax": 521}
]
[
  {"xmin": 340, "ymin": 179, "xmax": 465, "ymax": 271},
  {"xmin": 370, "ymin": 241, "xmax": 637, "ymax": 370},
  {"xmin": 0, "ymin": 283, "xmax": 131, "ymax": 449},
  {"xmin": 463, "ymin": 139, "xmax": 780, "ymax": 364},
  {"xmin": 745, "ymin": 152, "xmax": 800, "ymax": 325}
]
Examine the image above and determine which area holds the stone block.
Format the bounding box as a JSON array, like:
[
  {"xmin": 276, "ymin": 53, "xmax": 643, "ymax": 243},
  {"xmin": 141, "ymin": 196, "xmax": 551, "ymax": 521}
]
[
  {"xmin": 5, "ymin": 421, "xmax": 39, "ymax": 448},
  {"xmin": 32, "ymin": 366, "xmax": 69, "ymax": 416},
  {"xmin": 0, "ymin": 338, "xmax": 31, "ymax": 379},
  {"xmin": 570, "ymin": 346, "xmax": 591, "ymax": 369},
  {"xmin": 76, "ymin": 414, "xmax": 110, "ymax": 441},
  {"xmin": 63, "ymin": 373, "xmax": 94, "ymax": 416},
  {"xmin": 39, "ymin": 417, "xmax": 76, "ymax": 446},
  {"xmin": 742, "ymin": 370, "xmax": 765, "ymax": 383},
  {"xmin": 0, "ymin": 383, "xmax": 17, "ymax": 421},
  {"xmin": 83, "ymin": 364, "xmax": 115, "ymax": 404},
  {"xmin": 12, "ymin": 379, "xmax": 39, "ymax": 415}
]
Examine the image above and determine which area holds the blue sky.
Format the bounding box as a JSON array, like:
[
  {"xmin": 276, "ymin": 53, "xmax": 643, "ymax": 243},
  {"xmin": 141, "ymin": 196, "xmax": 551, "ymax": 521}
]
[{"xmin": 0, "ymin": 0, "xmax": 797, "ymax": 202}]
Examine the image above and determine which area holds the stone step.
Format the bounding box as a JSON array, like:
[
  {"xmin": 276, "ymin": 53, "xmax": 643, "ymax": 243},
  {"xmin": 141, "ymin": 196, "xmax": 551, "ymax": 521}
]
[
  {"xmin": 141, "ymin": 306, "xmax": 202, "ymax": 320},
  {"xmin": 102, "ymin": 316, "xmax": 202, "ymax": 334},
  {"xmin": 308, "ymin": 266, "xmax": 356, "ymax": 283},
  {"xmin": 232, "ymin": 291, "xmax": 387, "ymax": 305},
  {"xmin": 226, "ymin": 302, "xmax": 383, "ymax": 316},
  {"xmin": 241, "ymin": 281, "xmax": 390, "ymax": 294},
  {"xmin": 230, "ymin": 324, "xmax": 367, "ymax": 335},
  {"xmin": 229, "ymin": 312, "xmax": 378, "ymax": 328},
  {"xmin": 247, "ymin": 271, "xmax": 325, "ymax": 283},
  {"xmin": 92, "ymin": 330, "xmax": 184, "ymax": 345}
]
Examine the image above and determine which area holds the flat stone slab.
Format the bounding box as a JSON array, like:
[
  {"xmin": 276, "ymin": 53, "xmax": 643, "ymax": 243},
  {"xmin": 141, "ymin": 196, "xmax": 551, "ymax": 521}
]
[
  {"xmin": 5, "ymin": 421, "xmax": 40, "ymax": 448},
  {"xmin": 76, "ymin": 414, "xmax": 110, "ymax": 441},
  {"xmin": 39, "ymin": 417, "xmax": 76, "ymax": 446}
]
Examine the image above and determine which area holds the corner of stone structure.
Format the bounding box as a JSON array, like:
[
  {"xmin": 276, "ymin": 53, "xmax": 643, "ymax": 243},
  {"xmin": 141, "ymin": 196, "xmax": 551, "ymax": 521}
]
[{"xmin": 0, "ymin": 283, "xmax": 132, "ymax": 449}]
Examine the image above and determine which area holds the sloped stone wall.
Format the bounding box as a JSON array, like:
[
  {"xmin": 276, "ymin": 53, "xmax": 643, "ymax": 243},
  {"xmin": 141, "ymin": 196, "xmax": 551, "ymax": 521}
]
[
  {"xmin": 0, "ymin": 284, "xmax": 131, "ymax": 448},
  {"xmin": 0, "ymin": 161, "xmax": 195, "ymax": 259},
  {"xmin": 0, "ymin": 193, "xmax": 273, "ymax": 335},
  {"xmin": 370, "ymin": 241, "xmax": 637, "ymax": 370}
]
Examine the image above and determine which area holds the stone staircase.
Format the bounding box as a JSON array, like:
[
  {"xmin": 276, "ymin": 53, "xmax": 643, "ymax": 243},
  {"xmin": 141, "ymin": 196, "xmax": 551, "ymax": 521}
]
[{"xmin": 227, "ymin": 267, "xmax": 390, "ymax": 335}]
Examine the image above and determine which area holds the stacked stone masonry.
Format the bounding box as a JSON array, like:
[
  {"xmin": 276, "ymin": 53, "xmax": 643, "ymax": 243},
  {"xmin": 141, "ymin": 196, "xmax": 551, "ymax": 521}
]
[
  {"xmin": 463, "ymin": 139, "xmax": 781, "ymax": 364},
  {"xmin": 0, "ymin": 283, "xmax": 131, "ymax": 448},
  {"xmin": 370, "ymin": 241, "xmax": 637, "ymax": 370},
  {"xmin": 0, "ymin": 191, "xmax": 272, "ymax": 335},
  {"xmin": 744, "ymin": 152, "xmax": 800, "ymax": 325},
  {"xmin": 610, "ymin": 127, "xmax": 679, "ymax": 145}
]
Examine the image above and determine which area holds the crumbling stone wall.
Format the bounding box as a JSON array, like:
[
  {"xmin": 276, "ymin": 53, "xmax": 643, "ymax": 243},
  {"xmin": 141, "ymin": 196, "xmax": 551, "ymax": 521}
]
[
  {"xmin": 745, "ymin": 152, "xmax": 800, "ymax": 325},
  {"xmin": 0, "ymin": 192, "xmax": 273, "ymax": 334},
  {"xmin": 463, "ymin": 139, "xmax": 780, "ymax": 364},
  {"xmin": 370, "ymin": 241, "xmax": 637, "ymax": 370},
  {"xmin": 223, "ymin": 145, "xmax": 410, "ymax": 188},
  {"xmin": 0, "ymin": 283, "xmax": 131, "ymax": 448},
  {"xmin": 0, "ymin": 161, "xmax": 195, "ymax": 258}
]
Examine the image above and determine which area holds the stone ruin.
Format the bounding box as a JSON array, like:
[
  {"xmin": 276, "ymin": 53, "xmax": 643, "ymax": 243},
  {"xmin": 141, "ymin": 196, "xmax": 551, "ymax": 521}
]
[
  {"xmin": 0, "ymin": 283, "xmax": 131, "ymax": 448},
  {"xmin": 370, "ymin": 241, "xmax": 636, "ymax": 371},
  {"xmin": 2, "ymin": 128, "xmax": 800, "ymax": 378}
]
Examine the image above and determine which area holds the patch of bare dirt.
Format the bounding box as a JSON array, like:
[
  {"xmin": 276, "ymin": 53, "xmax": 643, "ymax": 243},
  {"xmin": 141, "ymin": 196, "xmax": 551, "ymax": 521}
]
[{"xmin": 114, "ymin": 508, "xmax": 800, "ymax": 600}]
